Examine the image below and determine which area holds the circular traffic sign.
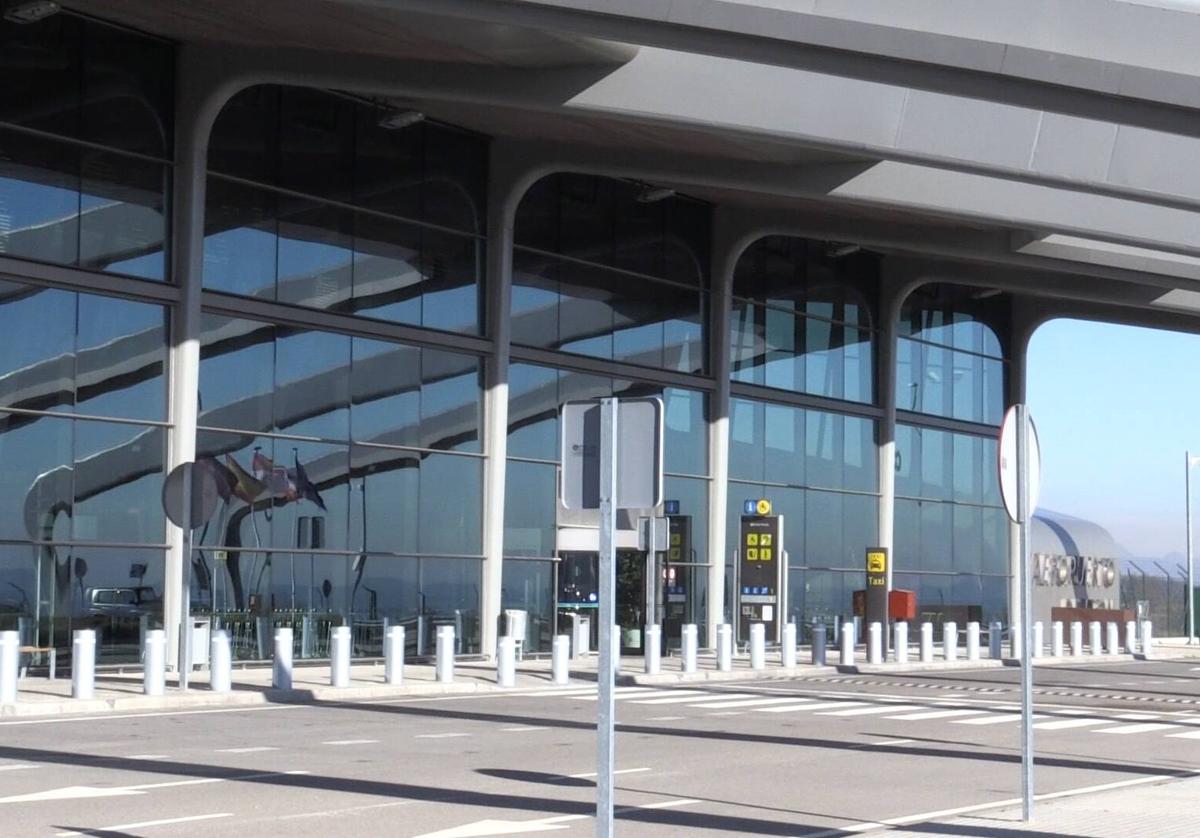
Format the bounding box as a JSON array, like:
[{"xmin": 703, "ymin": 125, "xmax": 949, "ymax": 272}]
[
  {"xmin": 998, "ymin": 405, "xmax": 1042, "ymax": 524},
  {"xmin": 161, "ymin": 461, "xmax": 221, "ymax": 530}
]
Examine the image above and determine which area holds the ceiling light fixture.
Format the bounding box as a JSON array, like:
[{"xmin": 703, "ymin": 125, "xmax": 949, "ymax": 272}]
[
  {"xmin": 377, "ymin": 109, "xmax": 425, "ymax": 130},
  {"xmin": 636, "ymin": 186, "xmax": 675, "ymax": 203},
  {"xmin": 827, "ymin": 242, "xmax": 861, "ymax": 258},
  {"xmin": 4, "ymin": 0, "xmax": 60, "ymax": 23}
]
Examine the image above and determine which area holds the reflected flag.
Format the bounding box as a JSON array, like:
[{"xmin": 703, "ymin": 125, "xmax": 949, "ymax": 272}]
[
  {"xmin": 292, "ymin": 451, "xmax": 327, "ymax": 511},
  {"xmin": 252, "ymin": 450, "xmax": 292, "ymax": 497},
  {"xmin": 199, "ymin": 455, "xmax": 236, "ymax": 503},
  {"xmin": 224, "ymin": 454, "xmax": 266, "ymax": 505}
]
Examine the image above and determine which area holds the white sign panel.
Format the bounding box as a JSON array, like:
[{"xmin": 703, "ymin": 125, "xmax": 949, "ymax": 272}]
[
  {"xmin": 560, "ymin": 398, "xmax": 663, "ymax": 510},
  {"xmin": 998, "ymin": 405, "xmax": 1042, "ymax": 524}
]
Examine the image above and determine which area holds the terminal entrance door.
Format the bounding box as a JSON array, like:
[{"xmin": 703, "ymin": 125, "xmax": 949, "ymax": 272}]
[{"xmin": 555, "ymin": 550, "xmax": 660, "ymax": 655}]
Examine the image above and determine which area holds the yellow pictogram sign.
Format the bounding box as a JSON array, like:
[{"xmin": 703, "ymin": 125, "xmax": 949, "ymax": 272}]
[
  {"xmin": 867, "ymin": 551, "xmax": 887, "ymax": 573},
  {"xmin": 755, "ymin": 499, "xmax": 772, "ymax": 516}
]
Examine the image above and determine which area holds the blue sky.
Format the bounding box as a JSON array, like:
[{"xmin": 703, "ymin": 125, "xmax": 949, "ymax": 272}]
[{"xmin": 1027, "ymin": 318, "xmax": 1199, "ymax": 559}]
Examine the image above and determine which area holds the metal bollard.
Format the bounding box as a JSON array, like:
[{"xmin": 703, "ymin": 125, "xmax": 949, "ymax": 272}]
[
  {"xmin": 812, "ymin": 623, "xmax": 827, "ymax": 666},
  {"xmin": 867, "ymin": 622, "xmax": 882, "ymax": 665},
  {"xmin": 497, "ymin": 637, "xmax": 516, "ymax": 687},
  {"xmin": 210, "ymin": 630, "xmax": 232, "ymax": 693},
  {"xmin": 1032, "ymin": 621, "xmax": 1044, "ymax": 659},
  {"xmin": 989, "ymin": 621, "xmax": 1002, "ymax": 659},
  {"xmin": 1009, "ymin": 624, "xmax": 1022, "ymax": 660},
  {"xmin": 552, "ymin": 635, "xmax": 570, "ymax": 684},
  {"xmin": 143, "ymin": 629, "xmax": 165, "ymax": 696},
  {"xmin": 920, "ymin": 622, "xmax": 934, "ymax": 663},
  {"xmin": 273, "ymin": 627, "xmax": 293, "ymax": 690},
  {"xmin": 1051, "ymin": 622, "xmax": 1064, "ymax": 657},
  {"xmin": 436, "ymin": 625, "xmax": 455, "ymax": 683},
  {"xmin": 681, "ymin": 624, "xmax": 698, "ymax": 673},
  {"xmin": 72, "ymin": 629, "xmax": 96, "ymax": 700},
  {"xmin": 943, "ymin": 621, "xmax": 958, "ymax": 662},
  {"xmin": 1125, "ymin": 620, "xmax": 1138, "ymax": 654},
  {"xmin": 384, "ymin": 625, "xmax": 405, "ymax": 686},
  {"xmin": 1106, "ymin": 622, "xmax": 1120, "ymax": 655},
  {"xmin": 0, "ymin": 630, "xmax": 18, "ymax": 704},
  {"xmin": 894, "ymin": 622, "xmax": 909, "ymax": 664},
  {"xmin": 1089, "ymin": 621, "xmax": 1102, "ymax": 656},
  {"xmin": 781, "ymin": 622, "xmax": 797, "ymax": 669},
  {"xmin": 840, "ymin": 623, "xmax": 854, "ymax": 666},
  {"xmin": 644, "ymin": 625, "xmax": 662, "ymax": 675},
  {"xmin": 966, "ymin": 622, "xmax": 980, "ymax": 661},
  {"xmin": 717, "ymin": 624, "xmax": 733, "ymax": 671},
  {"xmin": 1070, "ymin": 621, "xmax": 1083, "ymax": 657},
  {"xmin": 330, "ymin": 626, "xmax": 351, "ymax": 688},
  {"xmin": 1140, "ymin": 620, "xmax": 1153, "ymax": 655},
  {"xmin": 750, "ymin": 623, "xmax": 765, "ymax": 670}
]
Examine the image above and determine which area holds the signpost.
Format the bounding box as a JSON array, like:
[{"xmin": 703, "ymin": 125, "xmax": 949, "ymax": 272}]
[
  {"xmin": 561, "ymin": 397, "xmax": 662, "ymax": 838},
  {"xmin": 998, "ymin": 405, "xmax": 1042, "ymax": 822},
  {"xmin": 737, "ymin": 501, "xmax": 784, "ymax": 643},
  {"xmin": 865, "ymin": 548, "xmax": 889, "ymax": 651}
]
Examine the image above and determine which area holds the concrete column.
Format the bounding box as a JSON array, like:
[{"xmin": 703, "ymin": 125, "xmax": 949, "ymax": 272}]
[
  {"xmin": 644, "ymin": 625, "xmax": 662, "ymax": 675},
  {"xmin": 812, "ymin": 623, "xmax": 827, "ymax": 666},
  {"xmin": 877, "ymin": 280, "xmax": 902, "ymax": 596},
  {"xmin": 143, "ymin": 630, "xmax": 166, "ymax": 696},
  {"xmin": 436, "ymin": 625, "xmax": 455, "ymax": 683},
  {"xmin": 330, "ymin": 626, "xmax": 350, "ymax": 687},
  {"xmin": 867, "ymin": 622, "xmax": 882, "ymax": 665},
  {"xmin": 210, "ymin": 630, "xmax": 232, "ymax": 693},
  {"xmin": 1051, "ymin": 622, "xmax": 1064, "ymax": 657},
  {"xmin": 894, "ymin": 622, "xmax": 908, "ymax": 664},
  {"xmin": 781, "ymin": 622, "xmax": 797, "ymax": 668},
  {"xmin": 1031, "ymin": 621, "xmax": 1044, "ymax": 659},
  {"xmin": 943, "ymin": 621, "xmax": 958, "ymax": 662},
  {"xmin": 384, "ymin": 626, "xmax": 405, "ymax": 686},
  {"xmin": 681, "ymin": 624, "xmax": 698, "ymax": 673},
  {"xmin": 552, "ymin": 635, "xmax": 570, "ymax": 685},
  {"xmin": 1070, "ymin": 621, "xmax": 1083, "ymax": 657},
  {"xmin": 717, "ymin": 624, "xmax": 732, "ymax": 671},
  {"xmin": 920, "ymin": 622, "xmax": 934, "ymax": 663},
  {"xmin": 0, "ymin": 631, "xmax": 19, "ymax": 704},
  {"xmin": 749, "ymin": 623, "xmax": 765, "ymax": 670},
  {"xmin": 72, "ymin": 630, "xmax": 95, "ymax": 700},
  {"xmin": 966, "ymin": 622, "xmax": 980, "ymax": 661}
]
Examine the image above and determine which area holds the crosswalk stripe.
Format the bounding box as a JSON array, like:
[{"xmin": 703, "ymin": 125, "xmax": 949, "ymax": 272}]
[
  {"xmin": 818, "ymin": 705, "xmax": 922, "ymax": 717},
  {"xmin": 570, "ymin": 688, "xmax": 663, "ymax": 701},
  {"xmin": 696, "ymin": 697, "xmax": 817, "ymax": 709},
  {"xmin": 1166, "ymin": 730, "xmax": 1200, "ymax": 739},
  {"xmin": 757, "ymin": 701, "xmax": 866, "ymax": 714},
  {"xmin": 633, "ymin": 693, "xmax": 755, "ymax": 705},
  {"xmin": 1095, "ymin": 723, "xmax": 1175, "ymax": 735},
  {"xmin": 1034, "ymin": 718, "xmax": 1109, "ymax": 731},
  {"xmin": 954, "ymin": 714, "xmax": 1044, "ymax": 726},
  {"xmin": 885, "ymin": 709, "xmax": 989, "ymax": 721}
]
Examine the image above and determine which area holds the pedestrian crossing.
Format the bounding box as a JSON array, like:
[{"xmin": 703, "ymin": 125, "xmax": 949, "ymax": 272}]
[{"xmin": 545, "ymin": 685, "xmax": 1200, "ymax": 741}]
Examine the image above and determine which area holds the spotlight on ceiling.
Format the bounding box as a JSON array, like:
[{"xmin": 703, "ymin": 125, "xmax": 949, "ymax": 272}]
[
  {"xmin": 377, "ymin": 109, "xmax": 425, "ymax": 130},
  {"xmin": 971, "ymin": 287, "xmax": 1004, "ymax": 299},
  {"xmin": 636, "ymin": 186, "xmax": 675, "ymax": 203},
  {"xmin": 826, "ymin": 242, "xmax": 861, "ymax": 259},
  {"xmin": 4, "ymin": 0, "xmax": 59, "ymax": 23}
]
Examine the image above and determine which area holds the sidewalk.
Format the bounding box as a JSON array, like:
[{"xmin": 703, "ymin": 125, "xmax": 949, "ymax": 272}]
[
  {"xmin": 0, "ymin": 644, "xmax": 1164, "ymax": 718},
  {"xmin": 877, "ymin": 772, "xmax": 1200, "ymax": 837}
]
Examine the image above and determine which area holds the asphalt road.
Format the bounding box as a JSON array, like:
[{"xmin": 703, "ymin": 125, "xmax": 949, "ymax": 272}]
[{"xmin": 3, "ymin": 658, "xmax": 1200, "ymax": 837}]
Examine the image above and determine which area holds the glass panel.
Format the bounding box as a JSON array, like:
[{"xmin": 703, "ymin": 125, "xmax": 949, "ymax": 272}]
[
  {"xmin": 275, "ymin": 197, "xmax": 353, "ymax": 310},
  {"xmin": 421, "ymin": 227, "xmax": 481, "ymax": 334},
  {"xmin": 277, "ymin": 86, "xmax": 355, "ymax": 202},
  {"xmin": 418, "ymin": 454, "xmax": 482, "ymax": 555},
  {"xmin": 0, "ymin": 127, "xmax": 80, "ymax": 266},
  {"xmin": 76, "ymin": 294, "xmax": 166, "ymax": 420},
  {"xmin": 420, "ymin": 558, "xmax": 482, "ymax": 653},
  {"xmin": 663, "ymin": 475, "xmax": 709, "ymax": 567},
  {"xmin": 273, "ymin": 327, "xmax": 350, "ymax": 440},
  {"xmin": 0, "ymin": 413, "xmax": 73, "ymax": 541},
  {"xmin": 353, "ymin": 104, "xmax": 421, "ymax": 220},
  {"xmin": 663, "ymin": 388, "xmax": 708, "ymax": 476},
  {"xmin": 953, "ymin": 504, "xmax": 983, "ymax": 575},
  {"xmin": 203, "ymin": 177, "xmax": 277, "ymax": 298},
  {"xmin": 507, "ymin": 363, "xmax": 560, "ymax": 461},
  {"xmin": 0, "ymin": 281, "xmax": 75, "ymax": 412},
  {"xmin": 503, "ymin": 461, "xmax": 557, "ymax": 558},
  {"xmin": 199, "ymin": 315, "xmax": 275, "ymax": 432},
  {"xmin": 261, "ymin": 440, "xmax": 350, "ymax": 553},
  {"xmin": 350, "ymin": 445, "xmax": 419, "ymax": 556},
  {"xmin": 350, "ymin": 211, "xmax": 422, "ymax": 325},
  {"xmin": 501, "ymin": 559, "xmax": 554, "ymax": 653},
  {"xmin": 422, "ymin": 123, "xmax": 487, "ymax": 235},
  {"xmin": 71, "ymin": 546, "xmax": 166, "ymax": 663},
  {"xmin": 78, "ymin": 151, "xmax": 166, "ymax": 281},
  {"xmin": 73, "ymin": 420, "xmax": 165, "ymax": 544},
  {"xmin": 207, "ymin": 85, "xmax": 278, "ymax": 183}
]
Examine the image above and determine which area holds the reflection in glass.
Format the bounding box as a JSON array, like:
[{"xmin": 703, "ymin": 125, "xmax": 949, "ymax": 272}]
[
  {"xmin": 0, "ymin": 282, "xmax": 75, "ymax": 412},
  {"xmin": 73, "ymin": 420, "xmax": 165, "ymax": 545}
]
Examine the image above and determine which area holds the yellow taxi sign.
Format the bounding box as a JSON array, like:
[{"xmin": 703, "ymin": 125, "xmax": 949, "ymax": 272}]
[
  {"xmin": 867, "ymin": 551, "xmax": 887, "ymax": 574},
  {"xmin": 755, "ymin": 499, "xmax": 772, "ymax": 516}
]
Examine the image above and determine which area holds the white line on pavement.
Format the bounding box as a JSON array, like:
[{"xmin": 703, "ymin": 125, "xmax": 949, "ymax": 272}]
[
  {"xmin": 55, "ymin": 812, "xmax": 233, "ymax": 836},
  {"xmin": 694, "ymin": 697, "xmax": 813, "ymax": 710},
  {"xmin": 757, "ymin": 701, "xmax": 865, "ymax": 714},
  {"xmin": 569, "ymin": 767, "xmax": 652, "ymax": 779},
  {"xmin": 321, "ymin": 739, "xmax": 380, "ymax": 745},
  {"xmin": 636, "ymin": 798, "xmax": 700, "ymax": 810},
  {"xmin": 954, "ymin": 714, "xmax": 1045, "ymax": 726},
  {"xmin": 633, "ymin": 693, "xmax": 755, "ymax": 705},
  {"xmin": 707, "ymin": 711, "xmax": 744, "ymax": 716},
  {"xmin": 416, "ymin": 733, "xmax": 470, "ymax": 739},
  {"xmin": 218, "ymin": 746, "xmax": 280, "ymax": 753},
  {"xmin": 500, "ymin": 726, "xmax": 550, "ymax": 732},
  {"xmin": 1033, "ymin": 718, "xmax": 1108, "ymax": 730},
  {"xmin": 127, "ymin": 754, "xmax": 169, "ymax": 760},
  {"xmin": 277, "ymin": 801, "xmax": 410, "ymax": 821},
  {"xmin": 1167, "ymin": 730, "xmax": 1200, "ymax": 739},
  {"xmin": 886, "ymin": 709, "xmax": 989, "ymax": 721},
  {"xmin": 3, "ymin": 771, "xmax": 309, "ymax": 805},
  {"xmin": 1115, "ymin": 713, "xmax": 1160, "ymax": 720},
  {"xmin": 0, "ymin": 704, "xmax": 298, "ymax": 727},
  {"xmin": 818, "ymin": 705, "xmax": 922, "ymax": 717},
  {"xmin": 645, "ymin": 716, "xmax": 685, "ymax": 721},
  {"xmin": 873, "ymin": 738, "xmax": 915, "ymax": 746},
  {"xmin": 1095, "ymin": 723, "xmax": 1175, "ymax": 735},
  {"xmin": 0, "ymin": 764, "xmax": 39, "ymax": 771}
]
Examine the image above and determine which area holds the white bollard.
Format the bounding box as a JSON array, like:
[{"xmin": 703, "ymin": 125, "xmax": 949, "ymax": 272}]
[
  {"xmin": 989, "ymin": 621, "xmax": 1003, "ymax": 659},
  {"xmin": 894, "ymin": 622, "xmax": 909, "ymax": 664},
  {"xmin": 812, "ymin": 623, "xmax": 827, "ymax": 666},
  {"xmin": 0, "ymin": 630, "xmax": 19, "ymax": 705},
  {"xmin": 1089, "ymin": 621, "xmax": 1103, "ymax": 656},
  {"xmin": 1106, "ymin": 622, "xmax": 1120, "ymax": 655},
  {"xmin": 612, "ymin": 624, "xmax": 621, "ymax": 675},
  {"xmin": 436, "ymin": 625, "xmax": 455, "ymax": 683},
  {"xmin": 1051, "ymin": 622, "xmax": 1064, "ymax": 657},
  {"xmin": 1032, "ymin": 621, "xmax": 1044, "ymax": 659},
  {"xmin": 497, "ymin": 637, "xmax": 516, "ymax": 687},
  {"xmin": 552, "ymin": 635, "xmax": 571, "ymax": 684},
  {"xmin": 1125, "ymin": 620, "xmax": 1138, "ymax": 654},
  {"xmin": 72, "ymin": 629, "xmax": 96, "ymax": 700},
  {"xmin": 966, "ymin": 622, "xmax": 980, "ymax": 661},
  {"xmin": 867, "ymin": 622, "xmax": 882, "ymax": 665},
  {"xmin": 782, "ymin": 622, "xmax": 797, "ymax": 668},
  {"xmin": 330, "ymin": 626, "xmax": 351, "ymax": 688},
  {"xmin": 384, "ymin": 626, "xmax": 405, "ymax": 686},
  {"xmin": 1140, "ymin": 620, "xmax": 1153, "ymax": 655},
  {"xmin": 717, "ymin": 624, "xmax": 733, "ymax": 671},
  {"xmin": 210, "ymin": 630, "xmax": 232, "ymax": 693},
  {"xmin": 681, "ymin": 624, "xmax": 698, "ymax": 673},
  {"xmin": 943, "ymin": 622, "xmax": 958, "ymax": 662},
  {"xmin": 920, "ymin": 622, "xmax": 934, "ymax": 663},
  {"xmin": 572, "ymin": 617, "xmax": 589, "ymax": 659},
  {"xmin": 1009, "ymin": 624, "xmax": 1022, "ymax": 660},
  {"xmin": 273, "ymin": 627, "xmax": 293, "ymax": 690},
  {"xmin": 644, "ymin": 625, "xmax": 662, "ymax": 675},
  {"xmin": 143, "ymin": 629, "xmax": 165, "ymax": 696},
  {"xmin": 1070, "ymin": 621, "xmax": 1083, "ymax": 657},
  {"xmin": 750, "ymin": 623, "xmax": 766, "ymax": 670},
  {"xmin": 840, "ymin": 623, "xmax": 854, "ymax": 666}
]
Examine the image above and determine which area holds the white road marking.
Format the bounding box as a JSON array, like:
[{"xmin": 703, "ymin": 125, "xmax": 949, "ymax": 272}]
[
  {"xmin": 1, "ymin": 771, "xmax": 308, "ymax": 804},
  {"xmin": 278, "ymin": 801, "xmax": 410, "ymax": 820},
  {"xmin": 568, "ymin": 767, "xmax": 651, "ymax": 779},
  {"xmin": 1095, "ymin": 723, "xmax": 1175, "ymax": 735},
  {"xmin": 634, "ymin": 692, "xmax": 754, "ymax": 705},
  {"xmin": 873, "ymin": 738, "xmax": 915, "ymax": 746},
  {"xmin": 322, "ymin": 739, "xmax": 379, "ymax": 745},
  {"xmin": 570, "ymin": 687, "xmax": 661, "ymax": 701},
  {"xmin": 645, "ymin": 716, "xmax": 685, "ymax": 721},
  {"xmin": 886, "ymin": 709, "xmax": 989, "ymax": 721},
  {"xmin": 818, "ymin": 704, "xmax": 922, "ymax": 717},
  {"xmin": 1115, "ymin": 713, "xmax": 1160, "ymax": 720},
  {"xmin": 501, "ymin": 726, "xmax": 550, "ymax": 732},
  {"xmin": 218, "ymin": 746, "xmax": 280, "ymax": 753},
  {"xmin": 55, "ymin": 812, "xmax": 233, "ymax": 836},
  {"xmin": 695, "ymin": 697, "xmax": 814, "ymax": 710},
  {"xmin": 416, "ymin": 733, "xmax": 470, "ymax": 740},
  {"xmin": 1167, "ymin": 730, "xmax": 1200, "ymax": 739},
  {"xmin": 127, "ymin": 754, "xmax": 169, "ymax": 760},
  {"xmin": 954, "ymin": 714, "xmax": 1045, "ymax": 725},
  {"xmin": 757, "ymin": 701, "xmax": 866, "ymax": 714},
  {"xmin": 637, "ymin": 798, "xmax": 700, "ymax": 810},
  {"xmin": 0, "ymin": 764, "xmax": 39, "ymax": 771},
  {"xmin": 707, "ymin": 711, "xmax": 744, "ymax": 716},
  {"xmin": 1034, "ymin": 718, "xmax": 1109, "ymax": 730},
  {"xmin": 412, "ymin": 814, "xmax": 585, "ymax": 837},
  {"xmin": 0, "ymin": 704, "xmax": 297, "ymax": 727}
]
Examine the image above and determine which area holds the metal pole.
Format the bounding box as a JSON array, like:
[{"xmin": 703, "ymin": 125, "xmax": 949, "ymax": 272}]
[
  {"xmin": 1188, "ymin": 452, "xmax": 1195, "ymax": 644},
  {"xmin": 1017, "ymin": 404, "xmax": 1034, "ymax": 821},
  {"xmin": 180, "ymin": 462, "xmax": 193, "ymax": 691},
  {"xmin": 596, "ymin": 397, "xmax": 618, "ymax": 838}
]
